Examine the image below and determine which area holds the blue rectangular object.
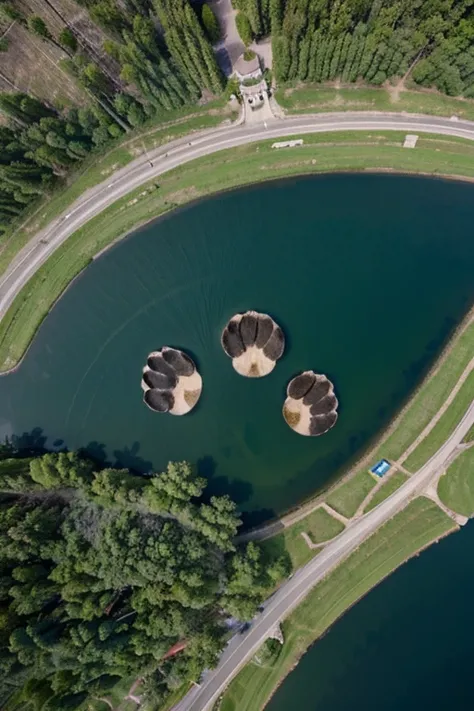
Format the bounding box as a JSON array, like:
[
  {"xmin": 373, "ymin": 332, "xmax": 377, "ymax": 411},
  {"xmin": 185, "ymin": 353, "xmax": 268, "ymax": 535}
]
[{"xmin": 370, "ymin": 459, "xmax": 391, "ymax": 477}]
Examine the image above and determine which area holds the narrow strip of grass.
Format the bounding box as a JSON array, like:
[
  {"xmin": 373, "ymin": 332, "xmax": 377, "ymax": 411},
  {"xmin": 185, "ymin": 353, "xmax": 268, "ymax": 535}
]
[
  {"xmin": 0, "ymin": 101, "xmax": 231, "ymax": 277},
  {"xmin": 219, "ymin": 497, "xmax": 455, "ymax": 711},
  {"xmin": 437, "ymin": 447, "xmax": 474, "ymax": 516},
  {"xmin": 3, "ymin": 131, "xmax": 474, "ymax": 372},
  {"xmin": 404, "ymin": 370, "xmax": 474, "ymax": 472},
  {"xmin": 363, "ymin": 471, "xmax": 409, "ymax": 513},
  {"xmin": 276, "ymin": 84, "xmax": 474, "ymax": 121},
  {"xmin": 260, "ymin": 508, "xmax": 345, "ymax": 571},
  {"xmin": 326, "ymin": 467, "xmax": 376, "ymax": 518},
  {"xmin": 462, "ymin": 424, "xmax": 474, "ymax": 443},
  {"xmin": 377, "ymin": 321, "xmax": 474, "ymax": 462}
]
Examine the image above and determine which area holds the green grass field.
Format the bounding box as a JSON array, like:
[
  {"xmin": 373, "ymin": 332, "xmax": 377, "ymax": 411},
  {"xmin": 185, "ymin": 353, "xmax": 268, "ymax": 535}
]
[
  {"xmin": 374, "ymin": 321, "xmax": 474, "ymax": 463},
  {"xmin": 363, "ymin": 471, "xmax": 409, "ymax": 513},
  {"xmin": 0, "ymin": 100, "xmax": 232, "ymax": 278},
  {"xmin": 219, "ymin": 497, "xmax": 455, "ymax": 711},
  {"xmin": 404, "ymin": 370, "xmax": 474, "ymax": 472},
  {"xmin": 326, "ymin": 467, "xmax": 376, "ymax": 518},
  {"xmin": 438, "ymin": 447, "xmax": 474, "ymax": 516},
  {"xmin": 275, "ymin": 84, "xmax": 474, "ymax": 121},
  {"xmin": 4, "ymin": 131, "xmax": 474, "ymax": 373},
  {"xmin": 260, "ymin": 507, "xmax": 345, "ymax": 571},
  {"xmin": 463, "ymin": 424, "xmax": 474, "ymax": 443}
]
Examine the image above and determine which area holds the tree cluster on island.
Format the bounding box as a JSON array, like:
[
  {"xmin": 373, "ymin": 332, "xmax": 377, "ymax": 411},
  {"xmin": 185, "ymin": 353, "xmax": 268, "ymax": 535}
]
[{"xmin": 0, "ymin": 443, "xmax": 288, "ymax": 710}]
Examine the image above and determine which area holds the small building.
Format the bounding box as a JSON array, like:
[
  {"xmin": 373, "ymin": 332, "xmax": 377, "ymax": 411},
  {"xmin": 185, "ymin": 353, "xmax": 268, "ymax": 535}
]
[
  {"xmin": 370, "ymin": 459, "xmax": 391, "ymax": 477},
  {"xmin": 234, "ymin": 51, "xmax": 262, "ymax": 82}
]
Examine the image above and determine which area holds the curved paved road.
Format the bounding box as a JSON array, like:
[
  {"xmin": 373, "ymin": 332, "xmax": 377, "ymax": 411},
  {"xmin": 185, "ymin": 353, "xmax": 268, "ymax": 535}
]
[
  {"xmin": 177, "ymin": 400, "xmax": 474, "ymax": 711},
  {"xmin": 3, "ymin": 111, "xmax": 474, "ymax": 319}
]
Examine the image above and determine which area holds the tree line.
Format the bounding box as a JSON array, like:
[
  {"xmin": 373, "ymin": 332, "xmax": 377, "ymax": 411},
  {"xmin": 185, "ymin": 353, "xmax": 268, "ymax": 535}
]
[
  {"xmin": 0, "ymin": 0, "xmax": 224, "ymax": 234},
  {"xmin": 0, "ymin": 442, "xmax": 288, "ymax": 710},
  {"xmin": 235, "ymin": 0, "xmax": 474, "ymax": 97}
]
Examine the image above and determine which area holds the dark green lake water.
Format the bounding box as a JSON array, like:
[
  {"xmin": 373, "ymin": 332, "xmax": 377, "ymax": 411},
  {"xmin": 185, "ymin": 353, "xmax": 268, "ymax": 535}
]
[
  {"xmin": 1, "ymin": 174, "xmax": 474, "ymax": 526},
  {"xmin": 268, "ymin": 522, "xmax": 474, "ymax": 711}
]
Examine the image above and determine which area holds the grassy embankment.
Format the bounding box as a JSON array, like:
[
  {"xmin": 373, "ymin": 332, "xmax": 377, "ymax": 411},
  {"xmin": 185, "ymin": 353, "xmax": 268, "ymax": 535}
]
[
  {"xmin": 218, "ymin": 498, "xmax": 455, "ymax": 711},
  {"xmin": 0, "ymin": 99, "xmax": 233, "ymax": 277},
  {"xmin": 275, "ymin": 84, "xmax": 474, "ymax": 120},
  {"xmin": 260, "ymin": 507, "xmax": 344, "ymax": 570},
  {"xmin": 363, "ymin": 471, "xmax": 409, "ymax": 513},
  {"xmin": 322, "ymin": 320, "xmax": 474, "ymax": 516},
  {"xmin": 438, "ymin": 447, "xmax": 474, "ymax": 516},
  {"xmin": 404, "ymin": 370, "xmax": 474, "ymax": 472},
  {"xmin": 3, "ymin": 130, "xmax": 474, "ymax": 373}
]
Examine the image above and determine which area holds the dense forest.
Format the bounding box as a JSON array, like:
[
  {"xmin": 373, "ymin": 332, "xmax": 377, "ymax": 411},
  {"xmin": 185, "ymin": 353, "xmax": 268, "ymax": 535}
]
[
  {"xmin": 0, "ymin": 442, "xmax": 287, "ymax": 709},
  {"xmin": 0, "ymin": 0, "xmax": 223, "ymax": 234},
  {"xmin": 236, "ymin": 0, "xmax": 474, "ymax": 95}
]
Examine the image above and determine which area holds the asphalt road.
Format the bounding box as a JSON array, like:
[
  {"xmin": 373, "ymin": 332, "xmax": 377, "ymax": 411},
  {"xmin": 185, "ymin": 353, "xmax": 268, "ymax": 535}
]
[
  {"xmin": 176, "ymin": 400, "xmax": 474, "ymax": 711},
  {"xmin": 3, "ymin": 111, "xmax": 474, "ymax": 319}
]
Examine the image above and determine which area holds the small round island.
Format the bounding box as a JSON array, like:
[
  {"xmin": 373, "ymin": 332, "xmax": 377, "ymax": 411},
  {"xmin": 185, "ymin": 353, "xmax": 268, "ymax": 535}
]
[
  {"xmin": 221, "ymin": 310, "xmax": 285, "ymax": 377},
  {"xmin": 141, "ymin": 347, "xmax": 202, "ymax": 415},
  {"xmin": 283, "ymin": 371, "xmax": 338, "ymax": 436}
]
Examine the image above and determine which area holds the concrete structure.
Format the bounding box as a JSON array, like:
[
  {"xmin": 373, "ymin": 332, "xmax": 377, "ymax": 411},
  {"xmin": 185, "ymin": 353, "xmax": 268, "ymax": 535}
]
[
  {"xmin": 234, "ymin": 52, "xmax": 262, "ymax": 82},
  {"xmin": 403, "ymin": 134, "xmax": 419, "ymax": 148},
  {"xmin": 272, "ymin": 139, "xmax": 304, "ymax": 149}
]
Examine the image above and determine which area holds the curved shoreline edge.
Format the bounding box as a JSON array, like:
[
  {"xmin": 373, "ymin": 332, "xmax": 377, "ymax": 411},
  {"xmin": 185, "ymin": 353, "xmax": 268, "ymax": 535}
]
[{"xmin": 2, "ymin": 122, "xmax": 474, "ymax": 375}]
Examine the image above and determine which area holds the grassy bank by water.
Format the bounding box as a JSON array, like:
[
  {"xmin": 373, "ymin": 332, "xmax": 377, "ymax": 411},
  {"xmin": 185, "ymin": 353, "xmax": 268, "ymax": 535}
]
[
  {"xmin": 363, "ymin": 471, "xmax": 409, "ymax": 513},
  {"xmin": 260, "ymin": 508, "xmax": 345, "ymax": 571},
  {"xmin": 3, "ymin": 131, "xmax": 474, "ymax": 373},
  {"xmin": 404, "ymin": 370, "xmax": 474, "ymax": 472},
  {"xmin": 218, "ymin": 498, "xmax": 455, "ymax": 711},
  {"xmin": 0, "ymin": 100, "xmax": 233, "ymax": 278},
  {"xmin": 438, "ymin": 447, "xmax": 474, "ymax": 516},
  {"xmin": 275, "ymin": 84, "xmax": 474, "ymax": 120}
]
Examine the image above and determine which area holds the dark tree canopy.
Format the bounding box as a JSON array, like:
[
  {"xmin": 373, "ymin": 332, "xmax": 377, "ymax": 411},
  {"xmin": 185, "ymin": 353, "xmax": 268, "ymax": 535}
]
[{"xmin": 0, "ymin": 450, "xmax": 287, "ymax": 709}]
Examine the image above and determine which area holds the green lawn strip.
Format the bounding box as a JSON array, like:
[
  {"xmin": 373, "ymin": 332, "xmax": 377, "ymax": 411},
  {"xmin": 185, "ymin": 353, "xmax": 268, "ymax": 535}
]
[
  {"xmin": 363, "ymin": 471, "xmax": 409, "ymax": 513},
  {"xmin": 219, "ymin": 497, "xmax": 455, "ymax": 711},
  {"xmin": 438, "ymin": 447, "xmax": 474, "ymax": 516},
  {"xmin": 404, "ymin": 371, "xmax": 474, "ymax": 472},
  {"xmin": 3, "ymin": 132, "xmax": 474, "ymax": 372},
  {"xmin": 0, "ymin": 107, "xmax": 230, "ymax": 277},
  {"xmin": 326, "ymin": 467, "xmax": 376, "ymax": 518},
  {"xmin": 377, "ymin": 321, "xmax": 474, "ymax": 462},
  {"xmin": 260, "ymin": 508, "xmax": 345, "ymax": 571},
  {"xmin": 275, "ymin": 84, "xmax": 474, "ymax": 120},
  {"xmin": 462, "ymin": 424, "xmax": 474, "ymax": 443}
]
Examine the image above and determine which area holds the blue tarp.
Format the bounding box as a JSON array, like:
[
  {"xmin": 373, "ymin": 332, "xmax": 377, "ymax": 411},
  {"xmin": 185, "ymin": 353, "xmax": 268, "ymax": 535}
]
[{"xmin": 370, "ymin": 459, "xmax": 391, "ymax": 477}]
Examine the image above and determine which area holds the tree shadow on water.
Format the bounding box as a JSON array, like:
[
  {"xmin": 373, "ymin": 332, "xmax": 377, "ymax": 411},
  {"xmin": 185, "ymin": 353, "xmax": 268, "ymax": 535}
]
[
  {"xmin": 10, "ymin": 427, "xmax": 47, "ymax": 456},
  {"xmin": 113, "ymin": 442, "xmax": 153, "ymax": 473},
  {"xmin": 197, "ymin": 455, "xmax": 254, "ymax": 507}
]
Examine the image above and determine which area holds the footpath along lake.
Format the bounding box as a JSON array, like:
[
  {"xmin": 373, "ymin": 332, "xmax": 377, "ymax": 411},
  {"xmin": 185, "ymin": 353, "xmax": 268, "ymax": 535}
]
[
  {"xmin": 268, "ymin": 520, "xmax": 474, "ymax": 711},
  {"xmin": 1, "ymin": 174, "xmax": 474, "ymax": 525}
]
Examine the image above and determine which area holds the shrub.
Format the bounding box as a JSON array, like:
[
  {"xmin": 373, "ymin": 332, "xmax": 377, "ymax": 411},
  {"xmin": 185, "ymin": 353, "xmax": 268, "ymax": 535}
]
[
  {"xmin": 236, "ymin": 12, "xmax": 253, "ymax": 46},
  {"xmin": 59, "ymin": 28, "xmax": 78, "ymax": 53},
  {"xmin": 243, "ymin": 49, "xmax": 256, "ymax": 61},
  {"xmin": 202, "ymin": 4, "xmax": 220, "ymax": 43}
]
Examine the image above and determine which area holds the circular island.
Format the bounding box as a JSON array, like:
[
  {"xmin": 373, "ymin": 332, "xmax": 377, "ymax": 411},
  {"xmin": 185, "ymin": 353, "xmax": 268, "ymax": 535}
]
[
  {"xmin": 141, "ymin": 347, "xmax": 202, "ymax": 415},
  {"xmin": 283, "ymin": 371, "xmax": 338, "ymax": 436},
  {"xmin": 221, "ymin": 310, "xmax": 285, "ymax": 377}
]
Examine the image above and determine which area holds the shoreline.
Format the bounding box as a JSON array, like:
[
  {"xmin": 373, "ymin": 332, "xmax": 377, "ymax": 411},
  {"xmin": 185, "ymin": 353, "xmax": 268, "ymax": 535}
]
[
  {"xmin": 1, "ymin": 164, "xmax": 474, "ymax": 379},
  {"xmin": 239, "ymin": 304, "xmax": 474, "ymax": 541},
  {"xmin": 261, "ymin": 523, "xmax": 459, "ymax": 710}
]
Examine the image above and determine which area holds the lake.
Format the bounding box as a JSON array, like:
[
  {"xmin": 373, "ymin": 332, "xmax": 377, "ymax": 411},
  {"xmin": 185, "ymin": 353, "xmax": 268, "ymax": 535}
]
[
  {"xmin": 267, "ymin": 521, "xmax": 474, "ymax": 710},
  {"xmin": 1, "ymin": 173, "xmax": 474, "ymax": 526}
]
